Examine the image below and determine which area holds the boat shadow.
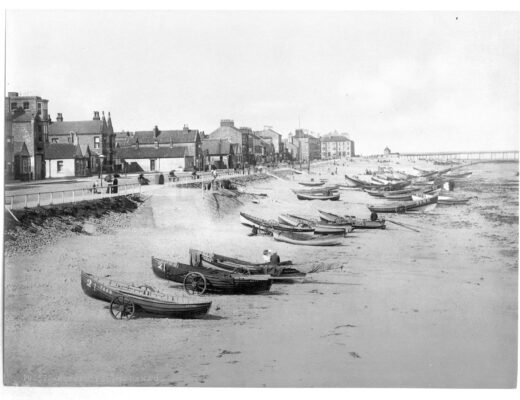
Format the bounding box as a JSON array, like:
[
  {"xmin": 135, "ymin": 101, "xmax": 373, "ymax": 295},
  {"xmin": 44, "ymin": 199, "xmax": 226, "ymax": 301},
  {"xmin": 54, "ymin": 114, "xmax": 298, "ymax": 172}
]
[{"xmin": 102, "ymin": 306, "xmax": 227, "ymax": 320}]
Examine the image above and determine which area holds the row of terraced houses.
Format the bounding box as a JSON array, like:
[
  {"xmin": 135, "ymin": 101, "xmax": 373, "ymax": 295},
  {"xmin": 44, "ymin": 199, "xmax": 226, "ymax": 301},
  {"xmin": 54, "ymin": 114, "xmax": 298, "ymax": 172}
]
[{"xmin": 4, "ymin": 91, "xmax": 355, "ymax": 181}]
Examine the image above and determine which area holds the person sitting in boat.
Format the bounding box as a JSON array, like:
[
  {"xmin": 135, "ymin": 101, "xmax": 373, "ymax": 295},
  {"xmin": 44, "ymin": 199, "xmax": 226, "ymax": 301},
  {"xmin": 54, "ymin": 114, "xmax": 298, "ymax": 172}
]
[
  {"xmin": 270, "ymin": 251, "xmax": 280, "ymax": 266},
  {"xmin": 370, "ymin": 211, "xmax": 378, "ymax": 221}
]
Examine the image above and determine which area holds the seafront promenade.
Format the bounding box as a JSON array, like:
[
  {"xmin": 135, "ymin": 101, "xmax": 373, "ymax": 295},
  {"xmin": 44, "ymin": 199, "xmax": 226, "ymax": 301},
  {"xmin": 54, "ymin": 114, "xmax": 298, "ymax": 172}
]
[{"xmin": 4, "ymin": 168, "xmax": 263, "ymax": 210}]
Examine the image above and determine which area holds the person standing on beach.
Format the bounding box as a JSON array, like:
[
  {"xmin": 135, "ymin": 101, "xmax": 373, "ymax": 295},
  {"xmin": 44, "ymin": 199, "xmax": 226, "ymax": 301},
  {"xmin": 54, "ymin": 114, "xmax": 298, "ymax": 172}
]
[{"xmin": 112, "ymin": 177, "xmax": 118, "ymax": 193}]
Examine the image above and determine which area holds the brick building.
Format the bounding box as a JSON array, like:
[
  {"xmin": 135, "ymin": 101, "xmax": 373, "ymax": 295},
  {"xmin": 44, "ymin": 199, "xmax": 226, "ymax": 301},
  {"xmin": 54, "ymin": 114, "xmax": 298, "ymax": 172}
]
[{"xmin": 4, "ymin": 92, "xmax": 50, "ymax": 180}]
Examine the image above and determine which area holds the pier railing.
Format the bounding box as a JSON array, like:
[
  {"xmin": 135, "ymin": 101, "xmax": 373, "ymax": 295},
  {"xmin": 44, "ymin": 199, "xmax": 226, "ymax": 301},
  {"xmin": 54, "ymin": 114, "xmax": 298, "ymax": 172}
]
[{"xmin": 4, "ymin": 183, "xmax": 142, "ymax": 210}]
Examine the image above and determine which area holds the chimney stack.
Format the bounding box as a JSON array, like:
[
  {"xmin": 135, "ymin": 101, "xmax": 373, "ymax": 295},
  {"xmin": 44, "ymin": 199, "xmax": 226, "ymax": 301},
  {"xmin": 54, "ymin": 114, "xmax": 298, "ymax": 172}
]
[
  {"xmin": 93, "ymin": 111, "xmax": 100, "ymax": 120},
  {"xmin": 183, "ymin": 124, "xmax": 189, "ymax": 132},
  {"xmin": 56, "ymin": 113, "xmax": 63, "ymax": 122},
  {"xmin": 220, "ymin": 119, "xmax": 234, "ymax": 128},
  {"xmin": 153, "ymin": 125, "xmax": 160, "ymax": 137}
]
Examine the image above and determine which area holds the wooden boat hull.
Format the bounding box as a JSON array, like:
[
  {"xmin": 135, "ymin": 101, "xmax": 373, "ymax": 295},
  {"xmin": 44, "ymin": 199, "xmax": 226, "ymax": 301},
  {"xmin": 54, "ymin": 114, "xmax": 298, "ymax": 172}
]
[
  {"xmin": 438, "ymin": 196, "xmax": 470, "ymax": 205},
  {"xmin": 189, "ymin": 249, "xmax": 306, "ymax": 283},
  {"xmin": 240, "ymin": 212, "xmax": 314, "ymax": 233},
  {"xmin": 151, "ymin": 257, "xmax": 272, "ymax": 294},
  {"xmin": 317, "ymin": 210, "xmax": 386, "ymax": 229},
  {"xmin": 296, "ymin": 192, "xmax": 340, "ymax": 201},
  {"xmin": 368, "ymin": 196, "xmax": 438, "ymax": 213},
  {"xmin": 298, "ymin": 181, "xmax": 326, "ymax": 187},
  {"xmin": 273, "ymin": 231, "xmax": 343, "ymax": 246},
  {"xmin": 81, "ymin": 271, "xmax": 212, "ymax": 317}
]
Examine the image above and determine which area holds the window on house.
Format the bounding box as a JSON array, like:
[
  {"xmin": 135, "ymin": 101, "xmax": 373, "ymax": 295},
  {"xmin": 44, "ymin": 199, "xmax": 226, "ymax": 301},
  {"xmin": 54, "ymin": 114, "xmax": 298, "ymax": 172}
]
[
  {"xmin": 94, "ymin": 137, "xmax": 100, "ymax": 149},
  {"xmin": 23, "ymin": 102, "xmax": 30, "ymax": 110},
  {"xmin": 38, "ymin": 103, "xmax": 42, "ymax": 110},
  {"xmin": 57, "ymin": 161, "xmax": 64, "ymax": 172},
  {"xmin": 10, "ymin": 102, "xmax": 17, "ymax": 110},
  {"xmin": 150, "ymin": 159, "xmax": 156, "ymax": 171},
  {"xmin": 51, "ymin": 138, "xmax": 58, "ymax": 143},
  {"xmin": 154, "ymin": 140, "xmax": 159, "ymax": 149}
]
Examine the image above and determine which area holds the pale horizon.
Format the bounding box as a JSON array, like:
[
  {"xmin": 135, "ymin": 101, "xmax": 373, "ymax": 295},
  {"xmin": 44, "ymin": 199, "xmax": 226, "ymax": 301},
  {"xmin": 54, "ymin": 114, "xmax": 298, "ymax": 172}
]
[{"xmin": 5, "ymin": 10, "xmax": 519, "ymax": 155}]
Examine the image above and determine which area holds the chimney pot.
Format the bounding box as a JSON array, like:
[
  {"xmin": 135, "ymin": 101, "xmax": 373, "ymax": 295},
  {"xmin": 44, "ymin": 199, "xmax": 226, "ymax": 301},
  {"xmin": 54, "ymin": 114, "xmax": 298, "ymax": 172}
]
[
  {"xmin": 93, "ymin": 111, "xmax": 100, "ymax": 120},
  {"xmin": 56, "ymin": 113, "xmax": 63, "ymax": 122}
]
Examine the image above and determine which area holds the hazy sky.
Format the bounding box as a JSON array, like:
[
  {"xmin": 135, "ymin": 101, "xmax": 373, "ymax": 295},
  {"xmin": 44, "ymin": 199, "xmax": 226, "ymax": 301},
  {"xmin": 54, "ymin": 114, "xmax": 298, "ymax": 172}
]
[{"xmin": 5, "ymin": 10, "xmax": 519, "ymax": 155}]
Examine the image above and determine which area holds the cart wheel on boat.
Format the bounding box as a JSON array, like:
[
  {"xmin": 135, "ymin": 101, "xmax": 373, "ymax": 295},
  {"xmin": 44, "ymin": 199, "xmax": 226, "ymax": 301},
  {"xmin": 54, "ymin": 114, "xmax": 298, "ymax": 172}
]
[
  {"xmin": 109, "ymin": 296, "xmax": 135, "ymax": 320},
  {"xmin": 183, "ymin": 272, "xmax": 207, "ymax": 295}
]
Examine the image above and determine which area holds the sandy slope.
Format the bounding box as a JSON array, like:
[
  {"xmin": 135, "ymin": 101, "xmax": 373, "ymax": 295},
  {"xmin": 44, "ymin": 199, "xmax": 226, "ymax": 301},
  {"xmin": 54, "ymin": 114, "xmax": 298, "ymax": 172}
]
[{"xmin": 3, "ymin": 159, "xmax": 518, "ymax": 387}]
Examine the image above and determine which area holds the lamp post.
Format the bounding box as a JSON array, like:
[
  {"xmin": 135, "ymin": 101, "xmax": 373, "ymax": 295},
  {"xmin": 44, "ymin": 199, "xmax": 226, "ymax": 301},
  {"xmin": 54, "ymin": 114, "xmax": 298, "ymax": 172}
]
[{"xmin": 99, "ymin": 154, "xmax": 105, "ymax": 187}]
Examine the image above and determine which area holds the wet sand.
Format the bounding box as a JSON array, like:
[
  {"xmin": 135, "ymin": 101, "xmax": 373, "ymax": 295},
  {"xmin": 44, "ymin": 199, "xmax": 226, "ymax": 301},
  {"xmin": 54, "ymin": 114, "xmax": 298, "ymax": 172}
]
[{"xmin": 3, "ymin": 159, "xmax": 518, "ymax": 387}]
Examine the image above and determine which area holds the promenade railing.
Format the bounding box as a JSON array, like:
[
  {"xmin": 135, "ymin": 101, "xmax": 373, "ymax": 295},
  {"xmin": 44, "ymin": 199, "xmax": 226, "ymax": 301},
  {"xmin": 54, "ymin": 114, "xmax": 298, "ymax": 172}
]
[{"xmin": 5, "ymin": 183, "xmax": 142, "ymax": 211}]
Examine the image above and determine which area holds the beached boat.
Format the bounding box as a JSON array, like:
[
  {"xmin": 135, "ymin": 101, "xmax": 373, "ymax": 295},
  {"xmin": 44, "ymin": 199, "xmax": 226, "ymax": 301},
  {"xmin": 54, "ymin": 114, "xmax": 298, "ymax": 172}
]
[
  {"xmin": 298, "ymin": 180, "xmax": 326, "ymax": 187},
  {"xmin": 80, "ymin": 271, "xmax": 212, "ymax": 319},
  {"xmin": 345, "ymin": 174, "xmax": 410, "ymax": 190},
  {"xmin": 412, "ymin": 192, "xmax": 469, "ymax": 205},
  {"xmin": 367, "ymin": 195, "xmax": 438, "ymax": 213},
  {"xmin": 296, "ymin": 192, "xmax": 340, "ymax": 201},
  {"xmin": 442, "ymin": 171, "xmax": 472, "ymax": 179},
  {"xmin": 383, "ymin": 187, "xmax": 441, "ymax": 201},
  {"xmin": 317, "ymin": 210, "xmax": 386, "ymax": 229},
  {"xmin": 151, "ymin": 257, "xmax": 272, "ymax": 295},
  {"xmin": 240, "ymin": 212, "xmax": 314, "ymax": 233},
  {"xmin": 437, "ymin": 195, "xmax": 471, "ymax": 205},
  {"xmin": 273, "ymin": 231, "xmax": 343, "ymax": 246},
  {"xmin": 278, "ymin": 214, "xmax": 348, "ymax": 235},
  {"xmin": 189, "ymin": 249, "xmax": 306, "ymax": 282}
]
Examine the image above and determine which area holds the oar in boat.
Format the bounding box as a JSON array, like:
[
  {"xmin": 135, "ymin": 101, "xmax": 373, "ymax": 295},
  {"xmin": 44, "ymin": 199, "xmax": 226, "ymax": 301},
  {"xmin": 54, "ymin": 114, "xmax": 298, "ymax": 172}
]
[{"xmin": 385, "ymin": 219, "xmax": 420, "ymax": 233}]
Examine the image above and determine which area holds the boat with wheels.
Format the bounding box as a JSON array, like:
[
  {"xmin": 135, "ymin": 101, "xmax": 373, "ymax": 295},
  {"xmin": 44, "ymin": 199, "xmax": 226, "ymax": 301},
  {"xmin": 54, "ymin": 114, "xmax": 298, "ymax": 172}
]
[
  {"xmin": 80, "ymin": 271, "xmax": 212, "ymax": 319},
  {"xmin": 151, "ymin": 256, "xmax": 272, "ymax": 295}
]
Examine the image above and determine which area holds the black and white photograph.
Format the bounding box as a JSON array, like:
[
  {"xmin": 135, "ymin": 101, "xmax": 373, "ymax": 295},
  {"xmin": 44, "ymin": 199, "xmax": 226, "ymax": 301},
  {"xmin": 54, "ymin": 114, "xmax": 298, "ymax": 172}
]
[{"xmin": 2, "ymin": 2, "xmax": 519, "ymax": 393}]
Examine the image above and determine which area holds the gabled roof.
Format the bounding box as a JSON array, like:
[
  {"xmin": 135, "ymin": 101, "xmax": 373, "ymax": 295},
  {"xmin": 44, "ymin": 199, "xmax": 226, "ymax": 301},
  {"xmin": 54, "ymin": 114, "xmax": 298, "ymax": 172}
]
[
  {"xmin": 13, "ymin": 141, "xmax": 30, "ymax": 157},
  {"xmin": 115, "ymin": 146, "xmax": 188, "ymax": 159},
  {"xmin": 202, "ymin": 139, "xmax": 233, "ymax": 155},
  {"xmin": 49, "ymin": 120, "xmax": 104, "ymax": 135},
  {"xmin": 45, "ymin": 143, "xmax": 79, "ymax": 160},
  {"xmin": 79, "ymin": 144, "xmax": 91, "ymax": 157},
  {"xmin": 256, "ymin": 128, "xmax": 282, "ymax": 139},
  {"xmin": 127, "ymin": 130, "xmax": 200, "ymax": 145},
  {"xmin": 208, "ymin": 125, "xmax": 243, "ymax": 143}
]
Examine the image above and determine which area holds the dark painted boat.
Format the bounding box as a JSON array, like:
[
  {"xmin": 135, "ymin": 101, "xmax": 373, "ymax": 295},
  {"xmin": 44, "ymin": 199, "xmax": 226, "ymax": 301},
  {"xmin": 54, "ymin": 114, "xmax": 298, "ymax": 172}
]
[
  {"xmin": 367, "ymin": 195, "xmax": 438, "ymax": 213},
  {"xmin": 151, "ymin": 257, "xmax": 272, "ymax": 294},
  {"xmin": 317, "ymin": 210, "xmax": 386, "ymax": 229},
  {"xmin": 273, "ymin": 231, "xmax": 343, "ymax": 246},
  {"xmin": 296, "ymin": 192, "xmax": 340, "ymax": 201},
  {"xmin": 80, "ymin": 271, "xmax": 212, "ymax": 318},
  {"xmin": 189, "ymin": 249, "xmax": 306, "ymax": 282},
  {"xmin": 240, "ymin": 212, "xmax": 314, "ymax": 233}
]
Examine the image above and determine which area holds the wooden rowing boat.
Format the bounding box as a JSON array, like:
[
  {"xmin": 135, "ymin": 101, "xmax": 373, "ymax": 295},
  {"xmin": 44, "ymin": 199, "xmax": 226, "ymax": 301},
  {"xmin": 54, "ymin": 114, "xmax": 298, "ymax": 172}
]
[
  {"xmin": 298, "ymin": 180, "xmax": 326, "ymax": 187},
  {"xmin": 151, "ymin": 257, "xmax": 272, "ymax": 294},
  {"xmin": 240, "ymin": 212, "xmax": 314, "ymax": 233},
  {"xmin": 317, "ymin": 210, "xmax": 386, "ymax": 229},
  {"xmin": 278, "ymin": 214, "xmax": 349, "ymax": 235},
  {"xmin": 80, "ymin": 271, "xmax": 212, "ymax": 318},
  {"xmin": 189, "ymin": 249, "xmax": 306, "ymax": 282},
  {"xmin": 368, "ymin": 195, "xmax": 438, "ymax": 213},
  {"xmin": 296, "ymin": 192, "xmax": 340, "ymax": 201},
  {"xmin": 273, "ymin": 231, "xmax": 343, "ymax": 246}
]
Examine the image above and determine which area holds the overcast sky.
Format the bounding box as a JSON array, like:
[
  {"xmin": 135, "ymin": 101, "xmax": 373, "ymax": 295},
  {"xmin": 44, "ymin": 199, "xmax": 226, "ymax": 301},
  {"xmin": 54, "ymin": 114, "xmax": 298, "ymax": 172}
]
[{"xmin": 5, "ymin": 10, "xmax": 519, "ymax": 155}]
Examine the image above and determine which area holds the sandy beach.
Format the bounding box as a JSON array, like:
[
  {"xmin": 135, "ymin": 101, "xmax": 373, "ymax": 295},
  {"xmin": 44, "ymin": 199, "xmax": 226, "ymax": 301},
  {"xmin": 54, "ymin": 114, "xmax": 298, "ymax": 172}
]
[{"xmin": 3, "ymin": 158, "xmax": 518, "ymax": 388}]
